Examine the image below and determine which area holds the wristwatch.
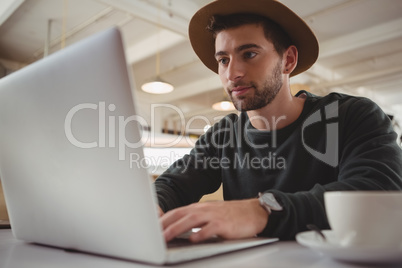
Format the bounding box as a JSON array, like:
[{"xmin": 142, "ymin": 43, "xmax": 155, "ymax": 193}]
[{"xmin": 258, "ymin": 192, "xmax": 283, "ymax": 215}]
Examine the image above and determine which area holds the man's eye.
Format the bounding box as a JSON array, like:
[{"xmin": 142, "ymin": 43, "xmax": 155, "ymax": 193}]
[
  {"xmin": 244, "ymin": 51, "xmax": 257, "ymax": 59},
  {"xmin": 218, "ymin": 58, "xmax": 229, "ymax": 65}
]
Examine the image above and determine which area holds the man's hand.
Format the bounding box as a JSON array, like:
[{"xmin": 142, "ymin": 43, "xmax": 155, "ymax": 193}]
[{"xmin": 160, "ymin": 199, "xmax": 269, "ymax": 243}]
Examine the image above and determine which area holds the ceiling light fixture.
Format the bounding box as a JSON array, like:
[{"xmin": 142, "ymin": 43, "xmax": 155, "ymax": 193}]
[
  {"xmin": 141, "ymin": 76, "xmax": 174, "ymax": 94},
  {"xmin": 141, "ymin": 0, "xmax": 173, "ymax": 95},
  {"xmin": 212, "ymin": 97, "xmax": 236, "ymax": 111}
]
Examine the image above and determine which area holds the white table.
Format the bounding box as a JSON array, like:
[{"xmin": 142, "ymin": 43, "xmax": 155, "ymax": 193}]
[{"xmin": 0, "ymin": 229, "xmax": 398, "ymax": 268}]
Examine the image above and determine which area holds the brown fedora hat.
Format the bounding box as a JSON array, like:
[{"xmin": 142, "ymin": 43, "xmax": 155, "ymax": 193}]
[{"xmin": 188, "ymin": 0, "xmax": 319, "ymax": 77}]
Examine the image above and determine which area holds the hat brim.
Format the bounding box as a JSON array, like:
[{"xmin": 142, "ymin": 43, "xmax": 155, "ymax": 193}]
[{"xmin": 188, "ymin": 0, "xmax": 319, "ymax": 77}]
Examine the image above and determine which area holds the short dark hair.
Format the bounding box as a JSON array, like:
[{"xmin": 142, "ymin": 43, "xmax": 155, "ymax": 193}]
[{"xmin": 207, "ymin": 13, "xmax": 293, "ymax": 56}]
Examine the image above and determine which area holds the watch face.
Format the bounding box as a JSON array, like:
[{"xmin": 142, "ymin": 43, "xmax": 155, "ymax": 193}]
[{"xmin": 261, "ymin": 193, "xmax": 283, "ymax": 211}]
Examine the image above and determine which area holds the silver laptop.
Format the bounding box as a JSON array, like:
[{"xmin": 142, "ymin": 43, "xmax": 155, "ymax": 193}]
[{"xmin": 0, "ymin": 27, "xmax": 277, "ymax": 265}]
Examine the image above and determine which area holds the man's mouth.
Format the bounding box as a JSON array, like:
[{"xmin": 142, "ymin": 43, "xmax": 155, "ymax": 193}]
[{"xmin": 230, "ymin": 86, "xmax": 252, "ymax": 97}]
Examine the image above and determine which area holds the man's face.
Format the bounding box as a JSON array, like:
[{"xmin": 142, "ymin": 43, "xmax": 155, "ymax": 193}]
[{"xmin": 215, "ymin": 23, "xmax": 284, "ymax": 111}]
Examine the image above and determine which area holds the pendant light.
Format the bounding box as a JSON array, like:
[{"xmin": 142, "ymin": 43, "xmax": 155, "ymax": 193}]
[
  {"xmin": 212, "ymin": 91, "xmax": 236, "ymax": 111},
  {"xmin": 141, "ymin": 0, "xmax": 174, "ymax": 94},
  {"xmin": 212, "ymin": 99, "xmax": 236, "ymax": 111}
]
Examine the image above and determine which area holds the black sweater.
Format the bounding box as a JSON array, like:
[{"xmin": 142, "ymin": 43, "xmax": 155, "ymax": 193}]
[{"xmin": 155, "ymin": 91, "xmax": 402, "ymax": 240}]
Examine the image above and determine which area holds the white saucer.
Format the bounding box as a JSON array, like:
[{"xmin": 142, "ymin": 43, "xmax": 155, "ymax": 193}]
[{"xmin": 296, "ymin": 230, "xmax": 402, "ymax": 264}]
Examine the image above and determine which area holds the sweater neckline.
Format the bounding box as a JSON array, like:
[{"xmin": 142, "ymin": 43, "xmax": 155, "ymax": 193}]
[{"xmin": 243, "ymin": 91, "xmax": 315, "ymax": 136}]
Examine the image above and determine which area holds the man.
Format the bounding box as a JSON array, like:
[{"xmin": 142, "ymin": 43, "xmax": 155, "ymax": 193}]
[{"xmin": 155, "ymin": 0, "xmax": 402, "ymax": 242}]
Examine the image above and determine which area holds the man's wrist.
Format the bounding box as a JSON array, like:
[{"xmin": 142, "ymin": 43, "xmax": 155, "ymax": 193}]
[
  {"xmin": 250, "ymin": 198, "xmax": 270, "ymax": 234},
  {"xmin": 256, "ymin": 192, "xmax": 285, "ymax": 238}
]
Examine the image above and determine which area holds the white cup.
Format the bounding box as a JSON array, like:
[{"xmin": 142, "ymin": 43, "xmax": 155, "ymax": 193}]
[{"xmin": 324, "ymin": 191, "xmax": 402, "ymax": 248}]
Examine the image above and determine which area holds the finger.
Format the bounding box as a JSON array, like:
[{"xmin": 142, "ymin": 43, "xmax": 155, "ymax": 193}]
[
  {"xmin": 163, "ymin": 212, "xmax": 207, "ymax": 242},
  {"xmin": 189, "ymin": 222, "xmax": 220, "ymax": 243},
  {"xmin": 160, "ymin": 206, "xmax": 190, "ymax": 229},
  {"xmin": 160, "ymin": 202, "xmax": 209, "ymax": 229},
  {"xmin": 161, "ymin": 205, "xmax": 211, "ymax": 242}
]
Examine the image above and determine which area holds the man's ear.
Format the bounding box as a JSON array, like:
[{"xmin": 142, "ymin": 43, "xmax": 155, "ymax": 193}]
[{"xmin": 283, "ymin": 45, "xmax": 298, "ymax": 74}]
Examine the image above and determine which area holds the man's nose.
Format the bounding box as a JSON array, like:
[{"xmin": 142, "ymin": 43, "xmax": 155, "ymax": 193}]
[{"xmin": 226, "ymin": 59, "xmax": 245, "ymax": 82}]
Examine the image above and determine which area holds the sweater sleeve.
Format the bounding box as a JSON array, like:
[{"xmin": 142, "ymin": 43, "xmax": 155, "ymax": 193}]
[
  {"xmin": 260, "ymin": 97, "xmax": 402, "ymax": 240},
  {"xmin": 154, "ymin": 115, "xmax": 236, "ymax": 212}
]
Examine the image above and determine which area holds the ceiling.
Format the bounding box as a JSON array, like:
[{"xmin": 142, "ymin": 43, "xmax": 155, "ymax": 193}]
[{"xmin": 1, "ymin": 0, "xmax": 402, "ymax": 135}]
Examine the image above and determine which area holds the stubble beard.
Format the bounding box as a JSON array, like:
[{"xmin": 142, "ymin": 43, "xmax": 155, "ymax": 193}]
[{"xmin": 230, "ymin": 61, "xmax": 283, "ymax": 112}]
